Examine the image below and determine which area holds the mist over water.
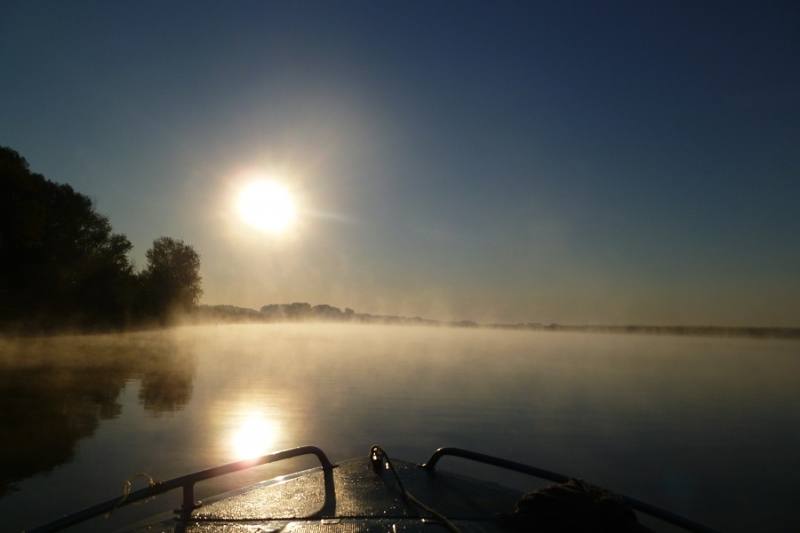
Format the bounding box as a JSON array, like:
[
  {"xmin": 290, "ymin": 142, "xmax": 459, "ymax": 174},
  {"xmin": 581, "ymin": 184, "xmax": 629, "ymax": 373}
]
[{"xmin": 1, "ymin": 324, "xmax": 798, "ymax": 532}]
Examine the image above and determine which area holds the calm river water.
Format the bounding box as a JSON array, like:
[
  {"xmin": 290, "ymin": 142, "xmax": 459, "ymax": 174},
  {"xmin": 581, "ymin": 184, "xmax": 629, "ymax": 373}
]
[{"xmin": 1, "ymin": 324, "xmax": 798, "ymax": 532}]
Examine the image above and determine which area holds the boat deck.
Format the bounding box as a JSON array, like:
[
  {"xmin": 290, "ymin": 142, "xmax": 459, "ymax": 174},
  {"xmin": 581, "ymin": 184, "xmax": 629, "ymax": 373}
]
[{"xmin": 128, "ymin": 457, "xmax": 522, "ymax": 533}]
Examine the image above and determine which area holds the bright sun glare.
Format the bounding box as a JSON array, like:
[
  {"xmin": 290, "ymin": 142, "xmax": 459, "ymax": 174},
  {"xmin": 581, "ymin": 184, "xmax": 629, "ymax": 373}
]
[
  {"xmin": 231, "ymin": 414, "xmax": 278, "ymax": 460},
  {"xmin": 239, "ymin": 181, "xmax": 295, "ymax": 233}
]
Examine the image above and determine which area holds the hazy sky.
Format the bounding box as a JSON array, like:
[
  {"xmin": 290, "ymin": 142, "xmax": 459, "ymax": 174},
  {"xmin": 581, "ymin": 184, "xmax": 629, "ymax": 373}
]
[{"xmin": 2, "ymin": 2, "xmax": 799, "ymax": 326}]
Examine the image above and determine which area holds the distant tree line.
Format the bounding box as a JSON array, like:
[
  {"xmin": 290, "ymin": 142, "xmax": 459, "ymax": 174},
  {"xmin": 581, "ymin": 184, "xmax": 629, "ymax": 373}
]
[
  {"xmin": 260, "ymin": 302, "xmax": 356, "ymax": 321},
  {"xmin": 195, "ymin": 302, "xmax": 800, "ymax": 339},
  {"xmin": 0, "ymin": 146, "xmax": 202, "ymax": 334},
  {"xmin": 194, "ymin": 302, "xmax": 459, "ymax": 327}
]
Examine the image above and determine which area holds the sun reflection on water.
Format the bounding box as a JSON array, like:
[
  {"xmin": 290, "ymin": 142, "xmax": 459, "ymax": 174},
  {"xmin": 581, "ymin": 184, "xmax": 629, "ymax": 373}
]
[{"xmin": 230, "ymin": 412, "xmax": 280, "ymax": 460}]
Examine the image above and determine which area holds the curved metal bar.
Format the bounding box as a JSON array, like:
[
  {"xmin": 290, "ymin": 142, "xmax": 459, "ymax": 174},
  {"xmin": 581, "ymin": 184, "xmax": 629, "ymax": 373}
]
[
  {"xmin": 24, "ymin": 445, "xmax": 335, "ymax": 533},
  {"xmin": 422, "ymin": 447, "xmax": 571, "ymax": 484},
  {"xmin": 420, "ymin": 447, "xmax": 722, "ymax": 533}
]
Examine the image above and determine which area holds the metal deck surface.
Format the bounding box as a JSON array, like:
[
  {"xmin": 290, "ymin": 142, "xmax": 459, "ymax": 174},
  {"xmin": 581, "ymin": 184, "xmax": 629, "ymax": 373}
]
[{"xmin": 126, "ymin": 457, "xmax": 522, "ymax": 533}]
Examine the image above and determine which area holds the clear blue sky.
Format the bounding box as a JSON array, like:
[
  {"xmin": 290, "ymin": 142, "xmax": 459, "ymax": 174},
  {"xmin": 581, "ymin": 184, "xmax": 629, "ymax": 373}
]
[{"xmin": 2, "ymin": 1, "xmax": 798, "ymax": 326}]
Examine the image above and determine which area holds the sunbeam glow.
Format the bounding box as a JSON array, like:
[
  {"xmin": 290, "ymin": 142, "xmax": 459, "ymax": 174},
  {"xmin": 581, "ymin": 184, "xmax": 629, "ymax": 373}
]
[
  {"xmin": 231, "ymin": 413, "xmax": 279, "ymax": 459},
  {"xmin": 239, "ymin": 181, "xmax": 295, "ymax": 233}
]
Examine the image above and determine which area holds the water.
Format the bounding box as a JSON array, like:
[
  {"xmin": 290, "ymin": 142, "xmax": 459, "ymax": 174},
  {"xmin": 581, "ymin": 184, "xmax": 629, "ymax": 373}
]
[{"xmin": 1, "ymin": 324, "xmax": 798, "ymax": 532}]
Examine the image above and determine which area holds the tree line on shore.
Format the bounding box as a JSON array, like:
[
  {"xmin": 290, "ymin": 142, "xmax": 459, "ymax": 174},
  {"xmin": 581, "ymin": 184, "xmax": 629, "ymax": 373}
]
[
  {"xmin": 196, "ymin": 302, "xmax": 800, "ymax": 339},
  {"xmin": 194, "ymin": 302, "xmax": 451, "ymax": 326},
  {"xmin": 0, "ymin": 146, "xmax": 202, "ymax": 334}
]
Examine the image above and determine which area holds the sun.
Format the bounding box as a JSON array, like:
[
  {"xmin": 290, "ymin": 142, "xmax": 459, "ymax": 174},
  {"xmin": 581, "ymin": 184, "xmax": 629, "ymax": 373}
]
[{"xmin": 239, "ymin": 181, "xmax": 295, "ymax": 233}]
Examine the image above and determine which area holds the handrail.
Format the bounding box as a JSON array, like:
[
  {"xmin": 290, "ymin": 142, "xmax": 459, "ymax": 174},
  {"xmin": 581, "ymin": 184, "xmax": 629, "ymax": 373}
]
[
  {"xmin": 421, "ymin": 447, "xmax": 722, "ymax": 533},
  {"xmin": 23, "ymin": 445, "xmax": 723, "ymax": 533},
  {"xmin": 24, "ymin": 445, "xmax": 335, "ymax": 533}
]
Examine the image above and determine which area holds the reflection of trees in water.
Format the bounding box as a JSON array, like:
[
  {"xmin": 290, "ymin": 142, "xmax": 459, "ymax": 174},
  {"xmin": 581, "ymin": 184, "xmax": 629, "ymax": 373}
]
[
  {"xmin": 137, "ymin": 356, "xmax": 195, "ymax": 415},
  {"xmin": 0, "ymin": 333, "xmax": 196, "ymax": 498}
]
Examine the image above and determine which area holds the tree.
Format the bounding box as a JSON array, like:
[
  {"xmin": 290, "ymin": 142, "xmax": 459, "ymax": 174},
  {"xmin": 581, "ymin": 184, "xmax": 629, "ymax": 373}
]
[
  {"xmin": 0, "ymin": 146, "xmax": 136, "ymax": 330},
  {"xmin": 139, "ymin": 237, "xmax": 203, "ymax": 321},
  {"xmin": 0, "ymin": 147, "xmax": 46, "ymax": 250},
  {"xmin": 0, "ymin": 146, "xmax": 205, "ymax": 332}
]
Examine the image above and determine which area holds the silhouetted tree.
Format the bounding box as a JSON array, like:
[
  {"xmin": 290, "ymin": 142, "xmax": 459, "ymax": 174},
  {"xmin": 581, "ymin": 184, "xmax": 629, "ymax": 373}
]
[
  {"xmin": 0, "ymin": 146, "xmax": 136, "ymax": 331},
  {"xmin": 0, "ymin": 147, "xmax": 46, "ymax": 249},
  {"xmin": 139, "ymin": 237, "xmax": 202, "ymax": 322},
  {"xmin": 1, "ymin": 146, "xmax": 206, "ymax": 331}
]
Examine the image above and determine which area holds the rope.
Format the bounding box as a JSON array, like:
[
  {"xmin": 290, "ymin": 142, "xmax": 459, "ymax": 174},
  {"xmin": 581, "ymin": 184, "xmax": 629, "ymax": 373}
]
[
  {"xmin": 105, "ymin": 472, "xmax": 159, "ymax": 518},
  {"xmin": 370, "ymin": 446, "xmax": 463, "ymax": 533}
]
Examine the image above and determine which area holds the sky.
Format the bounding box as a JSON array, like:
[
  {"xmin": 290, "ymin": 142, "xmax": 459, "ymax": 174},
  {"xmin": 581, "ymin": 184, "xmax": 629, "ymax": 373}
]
[{"xmin": 1, "ymin": 1, "xmax": 799, "ymax": 327}]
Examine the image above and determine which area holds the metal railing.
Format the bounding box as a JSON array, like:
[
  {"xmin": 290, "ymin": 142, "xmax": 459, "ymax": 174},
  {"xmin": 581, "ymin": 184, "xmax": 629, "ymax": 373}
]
[
  {"xmin": 24, "ymin": 445, "xmax": 335, "ymax": 533},
  {"xmin": 24, "ymin": 445, "xmax": 723, "ymax": 533},
  {"xmin": 421, "ymin": 447, "xmax": 722, "ymax": 533}
]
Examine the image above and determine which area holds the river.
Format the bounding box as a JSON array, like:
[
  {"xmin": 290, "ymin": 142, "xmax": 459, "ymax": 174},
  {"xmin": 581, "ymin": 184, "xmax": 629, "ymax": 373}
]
[{"xmin": 1, "ymin": 324, "xmax": 798, "ymax": 532}]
